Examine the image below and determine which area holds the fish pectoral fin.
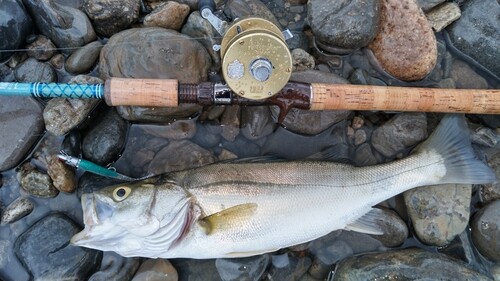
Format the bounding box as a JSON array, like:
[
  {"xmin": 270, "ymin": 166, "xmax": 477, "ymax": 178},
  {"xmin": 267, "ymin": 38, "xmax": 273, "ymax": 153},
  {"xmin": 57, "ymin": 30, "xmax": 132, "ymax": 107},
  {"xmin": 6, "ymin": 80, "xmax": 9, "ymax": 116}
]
[
  {"xmin": 344, "ymin": 208, "xmax": 386, "ymax": 235},
  {"xmin": 198, "ymin": 203, "xmax": 258, "ymax": 235},
  {"xmin": 225, "ymin": 248, "xmax": 279, "ymax": 258}
]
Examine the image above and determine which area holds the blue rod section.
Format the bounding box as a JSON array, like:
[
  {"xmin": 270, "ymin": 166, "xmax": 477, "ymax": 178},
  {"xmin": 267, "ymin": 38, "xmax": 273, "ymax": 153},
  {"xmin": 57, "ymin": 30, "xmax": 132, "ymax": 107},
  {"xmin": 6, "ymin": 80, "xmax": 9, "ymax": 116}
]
[{"xmin": 0, "ymin": 82, "xmax": 104, "ymax": 99}]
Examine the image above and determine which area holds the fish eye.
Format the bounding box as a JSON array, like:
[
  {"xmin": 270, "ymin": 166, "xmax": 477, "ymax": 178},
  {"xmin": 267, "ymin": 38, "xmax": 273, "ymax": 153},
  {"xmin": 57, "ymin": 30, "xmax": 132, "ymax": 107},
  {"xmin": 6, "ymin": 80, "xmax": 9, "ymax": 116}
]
[{"xmin": 113, "ymin": 186, "xmax": 131, "ymax": 201}]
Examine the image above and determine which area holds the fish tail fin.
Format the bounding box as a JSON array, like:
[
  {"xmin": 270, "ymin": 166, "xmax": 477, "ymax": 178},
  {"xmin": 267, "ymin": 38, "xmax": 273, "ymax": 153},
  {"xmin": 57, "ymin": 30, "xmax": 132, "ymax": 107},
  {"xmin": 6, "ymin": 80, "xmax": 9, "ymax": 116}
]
[{"xmin": 414, "ymin": 114, "xmax": 495, "ymax": 184}]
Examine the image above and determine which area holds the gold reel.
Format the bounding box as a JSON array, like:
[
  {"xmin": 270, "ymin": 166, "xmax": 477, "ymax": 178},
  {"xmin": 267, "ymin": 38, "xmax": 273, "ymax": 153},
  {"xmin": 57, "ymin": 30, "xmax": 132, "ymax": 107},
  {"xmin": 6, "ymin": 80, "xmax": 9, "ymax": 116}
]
[{"xmin": 220, "ymin": 18, "xmax": 292, "ymax": 100}]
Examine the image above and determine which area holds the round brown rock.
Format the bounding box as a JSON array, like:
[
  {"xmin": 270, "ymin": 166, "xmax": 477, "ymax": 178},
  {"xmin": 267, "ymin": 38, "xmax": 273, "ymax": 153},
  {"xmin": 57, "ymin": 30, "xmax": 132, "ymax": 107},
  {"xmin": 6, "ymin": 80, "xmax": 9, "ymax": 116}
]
[
  {"xmin": 471, "ymin": 200, "xmax": 500, "ymax": 262},
  {"xmin": 143, "ymin": 2, "xmax": 190, "ymax": 31}
]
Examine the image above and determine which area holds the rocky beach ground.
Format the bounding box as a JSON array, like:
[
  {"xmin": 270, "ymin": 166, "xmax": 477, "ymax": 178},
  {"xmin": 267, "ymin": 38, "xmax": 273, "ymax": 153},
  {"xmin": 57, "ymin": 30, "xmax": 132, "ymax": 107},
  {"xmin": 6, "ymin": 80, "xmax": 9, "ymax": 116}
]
[{"xmin": 0, "ymin": 0, "xmax": 499, "ymax": 280}]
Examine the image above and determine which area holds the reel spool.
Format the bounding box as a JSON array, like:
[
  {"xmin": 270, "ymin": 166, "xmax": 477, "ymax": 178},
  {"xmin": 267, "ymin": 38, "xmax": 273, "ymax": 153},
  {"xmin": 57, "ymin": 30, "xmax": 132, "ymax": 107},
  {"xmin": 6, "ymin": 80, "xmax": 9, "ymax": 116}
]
[{"xmin": 220, "ymin": 18, "xmax": 293, "ymax": 100}]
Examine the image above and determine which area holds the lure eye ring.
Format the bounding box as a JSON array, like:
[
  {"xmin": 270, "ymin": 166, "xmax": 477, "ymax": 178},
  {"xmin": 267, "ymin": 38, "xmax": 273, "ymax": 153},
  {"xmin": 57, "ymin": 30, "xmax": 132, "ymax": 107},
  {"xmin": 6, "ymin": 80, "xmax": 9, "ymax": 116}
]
[{"xmin": 113, "ymin": 186, "xmax": 131, "ymax": 201}]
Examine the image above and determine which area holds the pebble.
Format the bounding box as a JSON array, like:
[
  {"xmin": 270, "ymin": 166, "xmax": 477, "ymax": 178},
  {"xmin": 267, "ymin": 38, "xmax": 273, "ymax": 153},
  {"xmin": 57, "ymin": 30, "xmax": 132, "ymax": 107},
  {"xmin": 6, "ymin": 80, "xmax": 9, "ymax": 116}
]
[
  {"xmin": 215, "ymin": 255, "xmax": 270, "ymax": 281},
  {"xmin": 307, "ymin": 0, "xmax": 379, "ymax": 51},
  {"xmin": 308, "ymin": 258, "xmax": 333, "ymax": 280},
  {"xmin": 353, "ymin": 129, "xmax": 367, "ymax": 146},
  {"xmin": 0, "ymin": 96, "xmax": 44, "ymax": 171},
  {"xmin": 332, "ymin": 248, "xmax": 492, "ymax": 280},
  {"xmin": 43, "ymin": 75, "xmax": 103, "ymax": 136},
  {"xmin": 353, "ymin": 143, "xmax": 378, "ymax": 167},
  {"xmin": 417, "ymin": 0, "xmax": 446, "ymax": 11},
  {"xmin": 221, "ymin": 106, "xmax": 241, "ymax": 142},
  {"xmin": 369, "ymin": 208, "xmax": 408, "ymax": 248},
  {"xmin": 144, "ymin": 1, "xmax": 191, "ymax": 30},
  {"xmin": 131, "ymin": 259, "xmax": 178, "ymax": 281},
  {"xmin": 404, "ymin": 184, "xmax": 472, "ymax": 246},
  {"xmin": 14, "ymin": 58, "xmax": 57, "ymax": 82},
  {"xmin": 18, "ymin": 162, "xmax": 59, "ymax": 198},
  {"xmin": 14, "ymin": 213, "xmax": 102, "ymax": 280},
  {"xmin": 49, "ymin": 53, "xmax": 65, "ymax": 69},
  {"xmin": 1, "ymin": 197, "xmax": 34, "ymax": 224},
  {"xmin": 65, "ymin": 41, "xmax": 103, "ymax": 74},
  {"xmin": 47, "ymin": 155, "xmax": 77, "ymax": 193},
  {"xmin": 217, "ymin": 149, "xmax": 238, "ymax": 161},
  {"xmin": 471, "ymin": 200, "xmax": 500, "ymax": 262},
  {"xmin": 26, "ymin": 35, "xmax": 57, "ymax": 61},
  {"xmin": 83, "ymin": 0, "xmax": 140, "ymax": 37},
  {"xmin": 82, "ymin": 108, "xmax": 128, "ymax": 165},
  {"xmin": 241, "ymin": 106, "xmax": 274, "ymax": 141},
  {"xmin": 267, "ymin": 254, "xmax": 312, "ymax": 281},
  {"xmin": 371, "ymin": 113, "xmax": 427, "ymax": 159},
  {"xmin": 292, "ymin": 48, "xmax": 315, "ymax": 71},
  {"xmin": 0, "ymin": 0, "xmax": 33, "ymax": 61},
  {"xmin": 23, "ymin": 0, "xmax": 96, "ymax": 52},
  {"xmin": 170, "ymin": 259, "xmax": 220, "ymax": 281},
  {"xmin": 425, "ymin": 2, "xmax": 461, "ymax": 32},
  {"xmin": 368, "ymin": 0, "xmax": 437, "ymax": 81},
  {"xmin": 0, "ymin": 63, "xmax": 14, "ymax": 82},
  {"xmin": 88, "ymin": 252, "xmax": 141, "ymax": 281},
  {"xmin": 451, "ymin": 60, "xmax": 489, "ymax": 89}
]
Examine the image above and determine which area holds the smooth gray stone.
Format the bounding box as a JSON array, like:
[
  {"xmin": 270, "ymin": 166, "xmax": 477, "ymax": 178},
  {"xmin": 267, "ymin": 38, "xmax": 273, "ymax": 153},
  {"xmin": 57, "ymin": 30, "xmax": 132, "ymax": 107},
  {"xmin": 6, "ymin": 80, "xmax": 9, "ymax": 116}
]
[
  {"xmin": 14, "ymin": 58, "xmax": 56, "ymax": 82},
  {"xmin": 65, "ymin": 41, "xmax": 102, "ymax": 74},
  {"xmin": 0, "ymin": 0, "xmax": 33, "ymax": 61}
]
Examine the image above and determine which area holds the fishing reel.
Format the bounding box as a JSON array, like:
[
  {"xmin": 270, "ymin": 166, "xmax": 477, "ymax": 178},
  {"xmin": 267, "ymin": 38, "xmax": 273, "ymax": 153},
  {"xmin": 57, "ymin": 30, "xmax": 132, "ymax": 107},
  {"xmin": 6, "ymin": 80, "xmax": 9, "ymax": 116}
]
[{"xmin": 199, "ymin": 0, "xmax": 293, "ymax": 100}]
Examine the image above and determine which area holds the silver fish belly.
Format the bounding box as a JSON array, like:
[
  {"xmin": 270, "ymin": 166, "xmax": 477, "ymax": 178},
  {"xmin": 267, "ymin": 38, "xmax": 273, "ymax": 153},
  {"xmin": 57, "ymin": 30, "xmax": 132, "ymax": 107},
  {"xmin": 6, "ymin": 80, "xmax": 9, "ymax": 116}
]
[{"xmin": 71, "ymin": 115, "xmax": 495, "ymax": 259}]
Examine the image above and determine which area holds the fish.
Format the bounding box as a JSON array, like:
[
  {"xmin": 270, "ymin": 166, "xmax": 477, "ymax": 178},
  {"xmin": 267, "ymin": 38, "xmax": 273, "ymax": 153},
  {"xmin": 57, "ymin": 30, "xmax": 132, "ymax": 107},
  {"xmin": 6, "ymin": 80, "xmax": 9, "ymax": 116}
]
[{"xmin": 71, "ymin": 114, "xmax": 495, "ymax": 259}]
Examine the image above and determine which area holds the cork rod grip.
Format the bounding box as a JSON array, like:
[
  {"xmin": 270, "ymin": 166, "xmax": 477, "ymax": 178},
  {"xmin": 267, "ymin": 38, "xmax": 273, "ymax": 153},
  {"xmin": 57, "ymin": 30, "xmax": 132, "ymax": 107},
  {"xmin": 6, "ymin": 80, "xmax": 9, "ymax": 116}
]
[
  {"xmin": 310, "ymin": 83, "xmax": 500, "ymax": 114},
  {"xmin": 104, "ymin": 78, "xmax": 179, "ymax": 107}
]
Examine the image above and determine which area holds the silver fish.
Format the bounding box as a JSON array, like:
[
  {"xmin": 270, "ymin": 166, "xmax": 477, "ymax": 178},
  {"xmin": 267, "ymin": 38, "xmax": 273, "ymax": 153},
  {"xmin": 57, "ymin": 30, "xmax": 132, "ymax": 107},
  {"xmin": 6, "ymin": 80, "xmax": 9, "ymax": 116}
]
[{"xmin": 71, "ymin": 115, "xmax": 495, "ymax": 259}]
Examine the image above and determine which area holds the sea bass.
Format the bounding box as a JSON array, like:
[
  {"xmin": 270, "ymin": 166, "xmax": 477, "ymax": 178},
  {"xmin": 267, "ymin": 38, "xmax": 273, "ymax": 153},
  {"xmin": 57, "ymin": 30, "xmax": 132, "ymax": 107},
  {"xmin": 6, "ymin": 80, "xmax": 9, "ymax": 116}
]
[{"xmin": 71, "ymin": 115, "xmax": 495, "ymax": 259}]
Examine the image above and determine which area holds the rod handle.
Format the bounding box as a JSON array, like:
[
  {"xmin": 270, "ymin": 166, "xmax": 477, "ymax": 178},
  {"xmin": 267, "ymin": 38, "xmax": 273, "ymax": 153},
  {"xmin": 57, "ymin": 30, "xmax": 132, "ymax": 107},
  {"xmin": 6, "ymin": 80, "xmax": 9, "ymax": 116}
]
[
  {"xmin": 104, "ymin": 78, "xmax": 179, "ymax": 107},
  {"xmin": 310, "ymin": 83, "xmax": 500, "ymax": 114}
]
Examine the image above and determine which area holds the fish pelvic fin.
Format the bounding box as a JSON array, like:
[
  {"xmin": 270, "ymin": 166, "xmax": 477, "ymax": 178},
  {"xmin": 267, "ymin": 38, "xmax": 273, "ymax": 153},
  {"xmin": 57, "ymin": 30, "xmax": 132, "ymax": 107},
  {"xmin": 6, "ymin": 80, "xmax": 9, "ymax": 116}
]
[
  {"xmin": 414, "ymin": 114, "xmax": 495, "ymax": 185},
  {"xmin": 198, "ymin": 203, "xmax": 258, "ymax": 235}
]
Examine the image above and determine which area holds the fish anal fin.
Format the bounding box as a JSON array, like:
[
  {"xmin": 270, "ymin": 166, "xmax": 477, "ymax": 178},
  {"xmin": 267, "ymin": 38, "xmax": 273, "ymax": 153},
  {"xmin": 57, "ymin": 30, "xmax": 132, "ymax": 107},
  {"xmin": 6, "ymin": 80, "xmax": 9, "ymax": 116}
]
[
  {"xmin": 344, "ymin": 208, "xmax": 385, "ymax": 235},
  {"xmin": 199, "ymin": 203, "xmax": 258, "ymax": 235},
  {"xmin": 224, "ymin": 248, "xmax": 279, "ymax": 258}
]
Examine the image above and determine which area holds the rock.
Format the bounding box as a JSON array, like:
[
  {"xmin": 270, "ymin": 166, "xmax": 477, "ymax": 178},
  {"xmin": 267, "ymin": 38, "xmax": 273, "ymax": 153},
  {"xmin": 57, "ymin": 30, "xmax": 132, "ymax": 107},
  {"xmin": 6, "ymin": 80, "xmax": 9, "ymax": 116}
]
[
  {"xmin": 215, "ymin": 255, "xmax": 270, "ymax": 281},
  {"xmin": 0, "ymin": 240, "xmax": 9, "ymax": 268},
  {"xmin": 26, "ymin": 35, "xmax": 57, "ymax": 61},
  {"xmin": 308, "ymin": 258, "xmax": 332, "ymax": 280},
  {"xmin": 224, "ymin": 0, "xmax": 281, "ymax": 28},
  {"xmin": 0, "ymin": 0, "xmax": 32, "ymax": 60},
  {"xmin": 332, "ymin": 248, "xmax": 491, "ymax": 280},
  {"xmin": 447, "ymin": 0, "xmax": 500, "ymax": 78},
  {"xmin": 221, "ymin": 106, "xmax": 240, "ymax": 142},
  {"xmin": 192, "ymin": 123, "xmax": 222, "ymax": 149},
  {"xmin": 131, "ymin": 259, "xmax": 177, "ymax": 281},
  {"xmin": 18, "ymin": 163, "xmax": 59, "ymax": 198},
  {"xmin": 148, "ymin": 140, "xmax": 216, "ymax": 174},
  {"xmin": 43, "ymin": 75, "xmax": 103, "ymax": 136},
  {"xmin": 0, "ymin": 63, "xmax": 15, "ymax": 82},
  {"xmin": 353, "ymin": 143, "xmax": 378, "ymax": 166},
  {"xmin": 425, "ymin": 2, "xmax": 461, "ymax": 32},
  {"xmin": 89, "ymin": 252, "xmax": 141, "ymax": 281},
  {"xmin": 404, "ymin": 184, "xmax": 472, "ymax": 246},
  {"xmin": 371, "ymin": 113, "xmax": 427, "ymax": 159},
  {"xmin": 221, "ymin": 135, "xmax": 261, "ymax": 158},
  {"xmin": 117, "ymin": 104, "xmax": 202, "ymax": 123},
  {"xmin": 369, "ymin": 208, "xmax": 408, "ymax": 247},
  {"xmin": 62, "ymin": 131, "xmax": 83, "ymax": 158},
  {"xmin": 14, "ymin": 58, "xmax": 57, "ymax": 82},
  {"xmin": 492, "ymin": 264, "xmax": 500, "ymax": 281},
  {"xmin": 171, "ymin": 259, "xmax": 219, "ymax": 281},
  {"xmin": 65, "ymin": 41, "xmax": 103, "ymax": 74},
  {"xmin": 241, "ymin": 106, "xmax": 274, "ymax": 141},
  {"xmin": 417, "ymin": 0, "xmax": 446, "ymax": 11},
  {"xmin": 368, "ymin": 0, "xmax": 437, "ymax": 81},
  {"xmin": 0, "ymin": 96, "xmax": 44, "ymax": 171},
  {"xmin": 49, "ymin": 53, "xmax": 65, "ymax": 69},
  {"xmin": 217, "ymin": 149, "xmax": 238, "ymax": 161},
  {"xmin": 451, "ymin": 60, "xmax": 489, "ymax": 89},
  {"xmin": 268, "ymin": 254, "xmax": 311, "ymax": 281},
  {"xmin": 471, "ymin": 200, "xmax": 500, "ymax": 262},
  {"xmin": 1, "ymin": 197, "xmax": 34, "ymax": 224},
  {"xmin": 141, "ymin": 120, "xmax": 197, "ymax": 140},
  {"xmin": 292, "ymin": 48, "xmax": 315, "ymax": 71},
  {"xmin": 353, "ymin": 129, "xmax": 367, "ymax": 146},
  {"xmin": 290, "ymin": 69, "xmax": 349, "ymax": 85},
  {"xmin": 23, "ymin": 0, "xmax": 96, "ymax": 52},
  {"xmin": 144, "ymin": 1, "xmax": 190, "ymax": 30},
  {"xmin": 47, "ymin": 155, "xmax": 77, "ymax": 193},
  {"xmin": 14, "ymin": 213, "xmax": 102, "ymax": 280},
  {"xmin": 308, "ymin": 0, "xmax": 379, "ymax": 51},
  {"xmin": 82, "ymin": 108, "xmax": 128, "ymax": 165},
  {"xmin": 83, "ymin": 0, "xmax": 141, "ymax": 37}
]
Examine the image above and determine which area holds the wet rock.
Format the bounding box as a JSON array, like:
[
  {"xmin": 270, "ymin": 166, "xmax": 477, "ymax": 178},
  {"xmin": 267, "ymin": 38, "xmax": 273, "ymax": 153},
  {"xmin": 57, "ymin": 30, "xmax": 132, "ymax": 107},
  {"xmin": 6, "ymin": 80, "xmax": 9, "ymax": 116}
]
[
  {"xmin": 47, "ymin": 155, "xmax": 77, "ymax": 193},
  {"xmin": 221, "ymin": 135, "xmax": 261, "ymax": 158},
  {"xmin": 371, "ymin": 113, "xmax": 427, "ymax": 159},
  {"xmin": 268, "ymin": 254, "xmax": 311, "ymax": 281},
  {"xmin": 217, "ymin": 149, "xmax": 238, "ymax": 161},
  {"xmin": 62, "ymin": 131, "xmax": 83, "ymax": 158},
  {"xmin": 221, "ymin": 106, "xmax": 240, "ymax": 142},
  {"xmin": 290, "ymin": 69, "xmax": 349, "ymax": 85},
  {"xmin": 18, "ymin": 163, "xmax": 59, "ymax": 198},
  {"xmin": 447, "ymin": 0, "xmax": 499, "ymax": 77},
  {"xmin": 216, "ymin": 255, "xmax": 270, "ymax": 281},
  {"xmin": 417, "ymin": 0, "xmax": 446, "ymax": 11},
  {"xmin": 14, "ymin": 58, "xmax": 57, "ymax": 82},
  {"xmin": 144, "ymin": 1, "xmax": 190, "ymax": 30},
  {"xmin": 0, "ymin": 63, "xmax": 15, "ymax": 81},
  {"xmin": 43, "ymin": 76, "xmax": 102, "ymax": 136},
  {"xmin": 451, "ymin": 60, "xmax": 489, "ymax": 89},
  {"xmin": 0, "ymin": 0, "xmax": 33, "ymax": 61},
  {"xmin": 82, "ymin": 108, "xmax": 128, "ymax": 165},
  {"xmin": 471, "ymin": 200, "xmax": 500, "ymax": 262},
  {"xmin": 369, "ymin": 208, "xmax": 408, "ymax": 247},
  {"xmin": 65, "ymin": 41, "xmax": 103, "ymax": 74},
  {"xmin": 332, "ymin": 248, "xmax": 491, "ymax": 280},
  {"xmin": 353, "ymin": 129, "xmax": 367, "ymax": 146},
  {"xmin": 426, "ymin": 2, "xmax": 461, "ymax": 32},
  {"xmin": 83, "ymin": 0, "xmax": 140, "ymax": 37},
  {"xmin": 131, "ymin": 259, "xmax": 177, "ymax": 281},
  {"xmin": 23, "ymin": 0, "xmax": 96, "ymax": 52},
  {"xmin": 308, "ymin": 258, "xmax": 332, "ymax": 280},
  {"xmin": 192, "ymin": 123, "xmax": 222, "ymax": 149},
  {"xmin": 141, "ymin": 120, "xmax": 197, "ymax": 140},
  {"xmin": 89, "ymin": 252, "xmax": 141, "ymax": 281},
  {"xmin": 0, "ymin": 239, "xmax": 9, "ymax": 268},
  {"xmin": 117, "ymin": 104, "xmax": 202, "ymax": 123},
  {"xmin": 0, "ymin": 96, "xmax": 44, "ymax": 171},
  {"xmin": 308, "ymin": 0, "xmax": 379, "ymax": 51},
  {"xmin": 241, "ymin": 106, "xmax": 274, "ymax": 140},
  {"xmin": 14, "ymin": 213, "xmax": 102, "ymax": 280},
  {"xmin": 1, "ymin": 197, "xmax": 34, "ymax": 224},
  {"xmin": 369, "ymin": 0, "xmax": 437, "ymax": 81},
  {"xmin": 224, "ymin": 0, "xmax": 281, "ymax": 28},
  {"xmin": 292, "ymin": 48, "xmax": 315, "ymax": 71},
  {"xmin": 492, "ymin": 264, "xmax": 500, "ymax": 281},
  {"xmin": 353, "ymin": 143, "xmax": 378, "ymax": 166},
  {"xmin": 26, "ymin": 35, "xmax": 57, "ymax": 61},
  {"xmin": 148, "ymin": 140, "xmax": 216, "ymax": 174},
  {"xmin": 170, "ymin": 259, "xmax": 219, "ymax": 281},
  {"xmin": 49, "ymin": 53, "xmax": 65, "ymax": 69}
]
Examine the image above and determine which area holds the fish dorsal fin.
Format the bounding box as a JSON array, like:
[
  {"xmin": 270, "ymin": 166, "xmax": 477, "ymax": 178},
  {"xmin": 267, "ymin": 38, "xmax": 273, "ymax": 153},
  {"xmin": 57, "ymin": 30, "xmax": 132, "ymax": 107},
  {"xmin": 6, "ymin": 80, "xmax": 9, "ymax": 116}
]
[
  {"xmin": 344, "ymin": 208, "xmax": 385, "ymax": 235},
  {"xmin": 199, "ymin": 203, "xmax": 258, "ymax": 235}
]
